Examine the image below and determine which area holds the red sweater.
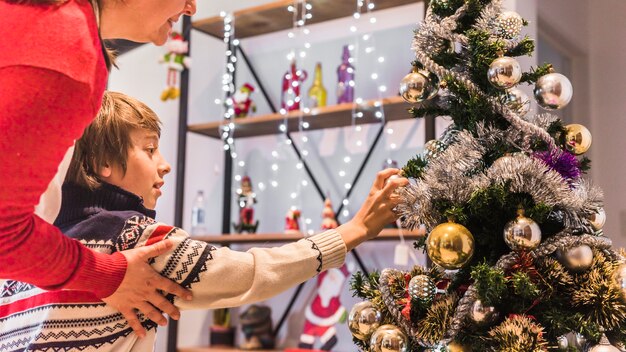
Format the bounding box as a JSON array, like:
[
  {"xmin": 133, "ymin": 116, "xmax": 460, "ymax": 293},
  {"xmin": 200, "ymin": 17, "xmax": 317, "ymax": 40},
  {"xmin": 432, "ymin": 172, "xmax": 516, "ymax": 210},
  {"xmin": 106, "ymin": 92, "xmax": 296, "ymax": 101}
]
[{"xmin": 0, "ymin": 0, "xmax": 126, "ymax": 298}]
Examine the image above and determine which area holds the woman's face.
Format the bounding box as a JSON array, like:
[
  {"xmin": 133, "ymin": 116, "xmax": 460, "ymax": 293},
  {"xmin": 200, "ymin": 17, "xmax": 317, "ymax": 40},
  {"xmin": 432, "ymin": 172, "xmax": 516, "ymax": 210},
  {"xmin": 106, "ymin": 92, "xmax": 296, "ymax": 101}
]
[{"xmin": 102, "ymin": 0, "xmax": 196, "ymax": 45}]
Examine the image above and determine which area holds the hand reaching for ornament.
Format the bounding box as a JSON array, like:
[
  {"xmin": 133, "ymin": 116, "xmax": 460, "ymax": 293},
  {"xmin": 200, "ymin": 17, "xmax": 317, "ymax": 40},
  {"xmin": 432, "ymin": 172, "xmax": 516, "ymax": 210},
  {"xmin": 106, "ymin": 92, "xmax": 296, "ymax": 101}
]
[{"xmin": 337, "ymin": 168, "xmax": 408, "ymax": 251}]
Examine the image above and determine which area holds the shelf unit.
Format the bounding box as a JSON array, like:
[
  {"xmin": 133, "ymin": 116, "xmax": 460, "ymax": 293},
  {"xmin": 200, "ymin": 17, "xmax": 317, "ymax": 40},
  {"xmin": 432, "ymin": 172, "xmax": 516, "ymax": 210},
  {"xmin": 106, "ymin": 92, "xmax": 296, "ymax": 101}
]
[
  {"xmin": 179, "ymin": 348, "xmax": 280, "ymax": 352},
  {"xmin": 188, "ymin": 96, "xmax": 410, "ymax": 139},
  {"xmin": 171, "ymin": 1, "xmax": 430, "ymax": 351}
]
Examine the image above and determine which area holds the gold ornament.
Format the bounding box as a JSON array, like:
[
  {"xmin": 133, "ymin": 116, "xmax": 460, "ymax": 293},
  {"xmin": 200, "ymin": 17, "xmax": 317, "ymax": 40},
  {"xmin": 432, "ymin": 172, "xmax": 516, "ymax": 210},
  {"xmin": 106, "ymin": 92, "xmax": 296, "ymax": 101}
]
[
  {"xmin": 503, "ymin": 209, "xmax": 542, "ymax": 251},
  {"xmin": 565, "ymin": 124, "xmax": 592, "ymax": 155},
  {"xmin": 496, "ymin": 11, "xmax": 524, "ymax": 39},
  {"xmin": 447, "ymin": 341, "xmax": 471, "ymax": 351},
  {"xmin": 613, "ymin": 263, "xmax": 626, "ymax": 301},
  {"xmin": 556, "ymin": 244, "xmax": 594, "ymax": 273},
  {"xmin": 589, "ymin": 334, "xmax": 621, "ymax": 352},
  {"xmin": 408, "ymin": 275, "xmax": 436, "ymax": 304},
  {"xmin": 469, "ymin": 299, "xmax": 499, "ymax": 327},
  {"xmin": 399, "ymin": 67, "xmax": 438, "ymax": 104},
  {"xmin": 534, "ymin": 71, "xmax": 573, "ymax": 110},
  {"xmin": 369, "ymin": 324, "xmax": 409, "ymax": 352},
  {"xmin": 348, "ymin": 301, "xmax": 382, "ymax": 340},
  {"xmin": 487, "ymin": 53, "xmax": 522, "ymax": 89},
  {"xmin": 589, "ymin": 208, "xmax": 606, "ymax": 230},
  {"xmin": 426, "ymin": 221, "xmax": 475, "ymax": 269}
]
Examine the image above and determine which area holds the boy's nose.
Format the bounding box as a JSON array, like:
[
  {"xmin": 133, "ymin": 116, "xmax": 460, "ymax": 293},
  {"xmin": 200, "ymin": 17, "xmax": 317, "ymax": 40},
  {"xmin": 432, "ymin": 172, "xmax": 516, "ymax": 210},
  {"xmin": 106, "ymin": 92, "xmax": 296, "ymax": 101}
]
[{"xmin": 160, "ymin": 162, "xmax": 171, "ymax": 176}]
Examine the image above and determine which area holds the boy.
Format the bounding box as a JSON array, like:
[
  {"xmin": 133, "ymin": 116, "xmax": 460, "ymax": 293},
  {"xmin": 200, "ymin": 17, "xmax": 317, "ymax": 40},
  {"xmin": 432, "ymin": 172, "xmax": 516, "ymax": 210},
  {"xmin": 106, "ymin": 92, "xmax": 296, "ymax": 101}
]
[{"xmin": 0, "ymin": 92, "xmax": 405, "ymax": 351}]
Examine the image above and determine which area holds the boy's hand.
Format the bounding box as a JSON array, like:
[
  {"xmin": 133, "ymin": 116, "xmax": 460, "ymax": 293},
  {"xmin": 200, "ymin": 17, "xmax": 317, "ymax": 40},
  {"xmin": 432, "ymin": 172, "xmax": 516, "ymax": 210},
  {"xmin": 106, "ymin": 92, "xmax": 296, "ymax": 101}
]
[
  {"xmin": 337, "ymin": 168, "xmax": 408, "ymax": 251},
  {"xmin": 102, "ymin": 239, "xmax": 193, "ymax": 338}
]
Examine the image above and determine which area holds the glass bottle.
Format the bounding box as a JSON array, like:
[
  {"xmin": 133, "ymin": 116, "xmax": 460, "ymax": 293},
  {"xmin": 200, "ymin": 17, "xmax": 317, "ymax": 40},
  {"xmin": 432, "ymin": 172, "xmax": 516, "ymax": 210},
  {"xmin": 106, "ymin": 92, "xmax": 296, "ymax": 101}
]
[
  {"xmin": 337, "ymin": 45, "xmax": 355, "ymax": 104},
  {"xmin": 308, "ymin": 62, "xmax": 327, "ymax": 108},
  {"xmin": 191, "ymin": 190, "xmax": 207, "ymax": 235}
]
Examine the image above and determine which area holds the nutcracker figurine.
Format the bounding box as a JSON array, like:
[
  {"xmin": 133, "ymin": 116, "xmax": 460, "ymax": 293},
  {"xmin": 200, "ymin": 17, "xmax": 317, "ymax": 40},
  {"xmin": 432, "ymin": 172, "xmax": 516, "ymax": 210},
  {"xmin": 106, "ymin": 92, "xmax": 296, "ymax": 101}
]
[
  {"xmin": 284, "ymin": 208, "xmax": 302, "ymax": 234},
  {"xmin": 233, "ymin": 176, "xmax": 259, "ymax": 233},
  {"xmin": 281, "ymin": 59, "xmax": 308, "ymax": 112},
  {"xmin": 227, "ymin": 83, "xmax": 257, "ymax": 118},
  {"xmin": 298, "ymin": 264, "xmax": 351, "ymax": 350},
  {"xmin": 320, "ymin": 198, "xmax": 338, "ymax": 230},
  {"xmin": 159, "ymin": 32, "xmax": 191, "ymax": 101}
]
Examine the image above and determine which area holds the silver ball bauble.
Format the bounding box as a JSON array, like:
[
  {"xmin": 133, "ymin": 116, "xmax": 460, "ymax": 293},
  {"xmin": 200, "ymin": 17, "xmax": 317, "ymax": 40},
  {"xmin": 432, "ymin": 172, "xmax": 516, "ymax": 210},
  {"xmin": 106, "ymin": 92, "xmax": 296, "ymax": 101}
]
[
  {"xmin": 576, "ymin": 333, "xmax": 588, "ymax": 350},
  {"xmin": 556, "ymin": 335, "xmax": 569, "ymax": 350},
  {"xmin": 348, "ymin": 301, "xmax": 382, "ymax": 340},
  {"xmin": 589, "ymin": 208, "xmax": 607, "ymax": 230},
  {"xmin": 589, "ymin": 335, "xmax": 621, "ymax": 352},
  {"xmin": 408, "ymin": 275, "xmax": 437, "ymax": 304},
  {"xmin": 496, "ymin": 11, "xmax": 524, "ymax": 39},
  {"xmin": 505, "ymin": 87, "xmax": 531, "ymax": 116},
  {"xmin": 469, "ymin": 299, "xmax": 499, "ymax": 327},
  {"xmin": 369, "ymin": 324, "xmax": 409, "ymax": 352},
  {"xmin": 556, "ymin": 245, "xmax": 594, "ymax": 273},
  {"xmin": 399, "ymin": 70, "xmax": 437, "ymax": 103},
  {"xmin": 503, "ymin": 211, "xmax": 542, "ymax": 251},
  {"xmin": 488, "ymin": 56, "xmax": 522, "ymax": 89},
  {"xmin": 534, "ymin": 72, "xmax": 573, "ymax": 110}
]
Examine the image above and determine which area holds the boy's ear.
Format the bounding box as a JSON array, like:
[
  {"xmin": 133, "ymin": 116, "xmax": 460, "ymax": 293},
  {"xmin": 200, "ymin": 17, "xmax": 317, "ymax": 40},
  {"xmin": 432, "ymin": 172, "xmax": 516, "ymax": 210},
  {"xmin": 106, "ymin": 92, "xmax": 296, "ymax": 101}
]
[{"xmin": 97, "ymin": 162, "xmax": 113, "ymax": 179}]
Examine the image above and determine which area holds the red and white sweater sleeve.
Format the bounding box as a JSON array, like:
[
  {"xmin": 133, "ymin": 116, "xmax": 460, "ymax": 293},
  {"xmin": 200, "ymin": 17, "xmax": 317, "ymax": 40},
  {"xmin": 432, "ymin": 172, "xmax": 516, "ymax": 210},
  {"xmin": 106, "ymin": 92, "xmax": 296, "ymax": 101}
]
[{"xmin": 0, "ymin": 66, "xmax": 127, "ymax": 298}]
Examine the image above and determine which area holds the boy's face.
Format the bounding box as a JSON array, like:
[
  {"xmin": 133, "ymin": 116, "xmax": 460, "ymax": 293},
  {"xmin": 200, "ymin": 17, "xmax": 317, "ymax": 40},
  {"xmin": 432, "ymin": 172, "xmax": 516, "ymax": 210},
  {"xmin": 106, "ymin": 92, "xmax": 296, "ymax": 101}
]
[{"xmin": 100, "ymin": 128, "xmax": 170, "ymax": 210}]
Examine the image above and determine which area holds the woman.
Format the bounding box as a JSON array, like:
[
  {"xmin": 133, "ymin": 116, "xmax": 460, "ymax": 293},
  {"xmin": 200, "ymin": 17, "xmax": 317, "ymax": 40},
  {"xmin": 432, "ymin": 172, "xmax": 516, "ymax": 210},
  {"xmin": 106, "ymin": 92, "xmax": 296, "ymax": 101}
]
[{"xmin": 0, "ymin": 0, "xmax": 197, "ymax": 337}]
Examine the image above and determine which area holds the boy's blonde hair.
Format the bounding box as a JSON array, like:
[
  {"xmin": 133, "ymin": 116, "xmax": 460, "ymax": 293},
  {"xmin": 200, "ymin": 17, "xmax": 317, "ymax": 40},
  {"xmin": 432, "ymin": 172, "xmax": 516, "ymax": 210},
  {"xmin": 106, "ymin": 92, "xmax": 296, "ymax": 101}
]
[{"xmin": 66, "ymin": 91, "xmax": 161, "ymax": 190}]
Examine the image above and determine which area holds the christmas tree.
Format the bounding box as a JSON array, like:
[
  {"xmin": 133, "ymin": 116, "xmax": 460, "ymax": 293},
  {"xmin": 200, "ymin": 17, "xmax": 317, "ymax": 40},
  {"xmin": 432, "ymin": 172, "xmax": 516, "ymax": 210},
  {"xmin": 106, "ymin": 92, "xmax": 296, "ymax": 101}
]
[{"xmin": 348, "ymin": 1, "xmax": 626, "ymax": 351}]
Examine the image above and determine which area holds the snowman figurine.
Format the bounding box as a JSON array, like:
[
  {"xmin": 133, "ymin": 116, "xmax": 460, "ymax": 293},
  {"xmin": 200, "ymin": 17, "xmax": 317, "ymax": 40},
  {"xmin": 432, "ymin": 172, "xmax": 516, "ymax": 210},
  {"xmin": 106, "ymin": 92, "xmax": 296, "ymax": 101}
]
[
  {"xmin": 159, "ymin": 32, "xmax": 191, "ymax": 101},
  {"xmin": 227, "ymin": 83, "xmax": 257, "ymax": 118}
]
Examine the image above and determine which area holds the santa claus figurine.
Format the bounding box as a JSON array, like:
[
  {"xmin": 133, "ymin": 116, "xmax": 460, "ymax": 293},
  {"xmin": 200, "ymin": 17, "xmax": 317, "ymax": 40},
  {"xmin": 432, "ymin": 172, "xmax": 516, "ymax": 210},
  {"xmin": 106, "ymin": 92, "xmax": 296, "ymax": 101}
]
[
  {"xmin": 285, "ymin": 208, "xmax": 301, "ymax": 234},
  {"xmin": 159, "ymin": 32, "xmax": 191, "ymax": 101},
  {"xmin": 320, "ymin": 198, "xmax": 338, "ymax": 230},
  {"xmin": 298, "ymin": 264, "xmax": 351, "ymax": 350},
  {"xmin": 227, "ymin": 83, "xmax": 257, "ymax": 118},
  {"xmin": 233, "ymin": 176, "xmax": 259, "ymax": 233}
]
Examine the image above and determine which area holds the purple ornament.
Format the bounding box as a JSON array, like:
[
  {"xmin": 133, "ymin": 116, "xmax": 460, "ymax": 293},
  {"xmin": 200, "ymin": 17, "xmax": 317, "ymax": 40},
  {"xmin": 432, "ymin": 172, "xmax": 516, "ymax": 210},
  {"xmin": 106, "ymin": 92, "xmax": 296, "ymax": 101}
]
[
  {"xmin": 533, "ymin": 148, "xmax": 581, "ymax": 181},
  {"xmin": 337, "ymin": 45, "xmax": 354, "ymax": 104}
]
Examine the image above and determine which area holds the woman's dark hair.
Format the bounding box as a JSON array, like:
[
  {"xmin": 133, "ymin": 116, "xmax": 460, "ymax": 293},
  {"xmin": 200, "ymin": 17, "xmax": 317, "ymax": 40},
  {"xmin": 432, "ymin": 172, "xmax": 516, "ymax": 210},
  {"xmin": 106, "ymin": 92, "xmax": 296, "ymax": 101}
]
[{"xmin": 3, "ymin": 0, "xmax": 116, "ymax": 70}]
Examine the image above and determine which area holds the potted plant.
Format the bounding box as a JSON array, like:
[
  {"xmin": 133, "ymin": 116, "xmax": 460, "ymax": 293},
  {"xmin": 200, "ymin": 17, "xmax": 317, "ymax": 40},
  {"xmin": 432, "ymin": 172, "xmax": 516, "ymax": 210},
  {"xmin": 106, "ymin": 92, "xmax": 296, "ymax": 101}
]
[{"xmin": 210, "ymin": 308, "xmax": 235, "ymax": 347}]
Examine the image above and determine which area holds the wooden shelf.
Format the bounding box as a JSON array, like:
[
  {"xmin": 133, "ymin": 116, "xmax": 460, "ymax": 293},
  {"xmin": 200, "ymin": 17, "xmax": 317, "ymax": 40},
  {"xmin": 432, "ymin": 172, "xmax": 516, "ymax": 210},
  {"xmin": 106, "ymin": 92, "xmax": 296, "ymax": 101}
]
[
  {"xmin": 178, "ymin": 348, "xmax": 280, "ymax": 352},
  {"xmin": 193, "ymin": 0, "xmax": 422, "ymax": 39},
  {"xmin": 190, "ymin": 228, "xmax": 425, "ymax": 245},
  {"xmin": 189, "ymin": 96, "xmax": 414, "ymax": 139}
]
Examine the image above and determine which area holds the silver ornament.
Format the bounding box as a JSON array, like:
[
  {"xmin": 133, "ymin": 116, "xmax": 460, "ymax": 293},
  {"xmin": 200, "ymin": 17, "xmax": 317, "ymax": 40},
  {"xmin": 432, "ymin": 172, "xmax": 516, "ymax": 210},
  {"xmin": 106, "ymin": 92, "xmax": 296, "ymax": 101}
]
[
  {"xmin": 488, "ymin": 55, "xmax": 522, "ymax": 89},
  {"xmin": 556, "ymin": 244, "xmax": 594, "ymax": 273},
  {"xmin": 505, "ymin": 87, "xmax": 531, "ymax": 116},
  {"xmin": 408, "ymin": 275, "xmax": 436, "ymax": 304},
  {"xmin": 589, "ymin": 334, "xmax": 621, "ymax": 352},
  {"xmin": 534, "ymin": 72, "xmax": 573, "ymax": 110},
  {"xmin": 576, "ymin": 333, "xmax": 588, "ymax": 350},
  {"xmin": 503, "ymin": 211, "xmax": 542, "ymax": 251},
  {"xmin": 556, "ymin": 335, "xmax": 569, "ymax": 350},
  {"xmin": 370, "ymin": 324, "xmax": 409, "ymax": 352},
  {"xmin": 589, "ymin": 208, "xmax": 606, "ymax": 230},
  {"xmin": 496, "ymin": 11, "xmax": 524, "ymax": 39},
  {"xmin": 469, "ymin": 299, "xmax": 499, "ymax": 327},
  {"xmin": 348, "ymin": 301, "xmax": 382, "ymax": 340},
  {"xmin": 399, "ymin": 69, "xmax": 437, "ymax": 103}
]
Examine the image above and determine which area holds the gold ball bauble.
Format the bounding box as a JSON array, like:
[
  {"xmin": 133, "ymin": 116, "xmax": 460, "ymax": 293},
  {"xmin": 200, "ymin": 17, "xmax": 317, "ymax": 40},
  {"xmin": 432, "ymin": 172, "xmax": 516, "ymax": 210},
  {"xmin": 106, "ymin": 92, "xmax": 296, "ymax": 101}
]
[
  {"xmin": 556, "ymin": 244, "xmax": 594, "ymax": 273},
  {"xmin": 348, "ymin": 301, "xmax": 382, "ymax": 340},
  {"xmin": 399, "ymin": 69, "xmax": 438, "ymax": 104},
  {"xmin": 589, "ymin": 208, "xmax": 607, "ymax": 230},
  {"xmin": 503, "ymin": 210, "xmax": 542, "ymax": 251},
  {"xmin": 426, "ymin": 221, "xmax": 475, "ymax": 270},
  {"xmin": 447, "ymin": 341, "xmax": 471, "ymax": 352},
  {"xmin": 369, "ymin": 324, "xmax": 409, "ymax": 352},
  {"xmin": 565, "ymin": 123, "xmax": 592, "ymax": 155},
  {"xmin": 469, "ymin": 299, "xmax": 500, "ymax": 327}
]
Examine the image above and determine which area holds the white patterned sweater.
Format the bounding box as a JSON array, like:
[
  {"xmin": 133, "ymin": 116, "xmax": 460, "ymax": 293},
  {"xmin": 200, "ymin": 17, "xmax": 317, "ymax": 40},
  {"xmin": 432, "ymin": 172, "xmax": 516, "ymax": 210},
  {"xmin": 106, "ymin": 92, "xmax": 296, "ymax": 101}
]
[{"xmin": 0, "ymin": 183, "xmax": 347, "ymax": 351}]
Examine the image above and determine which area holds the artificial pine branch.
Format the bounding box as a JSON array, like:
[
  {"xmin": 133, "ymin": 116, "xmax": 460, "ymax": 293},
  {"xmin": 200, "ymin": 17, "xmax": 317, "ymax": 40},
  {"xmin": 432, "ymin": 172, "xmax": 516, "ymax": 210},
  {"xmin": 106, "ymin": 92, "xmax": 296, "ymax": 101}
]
[
  {"xmin": 403, "ymin": 155, "xmax": 429, "ymax": 179},
  {"xmin": 507, "ymin": 36, "xmax": 535, "ymax": 57},
  {"xmin": 520, "ymin": 63, "xmax": 553, "ymax": 84},
  {"xmin": 471, "ymin": 263, "xmax": 507, "ymax": 306}
]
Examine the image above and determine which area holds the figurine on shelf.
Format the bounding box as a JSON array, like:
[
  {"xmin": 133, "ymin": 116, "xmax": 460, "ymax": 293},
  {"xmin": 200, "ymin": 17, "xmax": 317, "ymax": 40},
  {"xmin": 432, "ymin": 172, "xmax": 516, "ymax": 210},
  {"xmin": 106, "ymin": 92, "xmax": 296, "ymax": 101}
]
[
  {"xmin": 336, "ymin": 45, "xmax": 354, "ymax": 104},
  {"xmin": 320, "ymin": 198, "xmax": 338, "ymax": 230},
  {"xmin": 308, "ymin": 62, "xmax": 327, "ymax": 108},
  {"xmin": 233, "ymin": 176, "xmax": 259, "ymax": 233},
  {"xmin": 298, "ymin": 263, "xmax": 352, "ymax": 351},
  {"xmin": 227, "ymin": 83, "xmax": 257, "ymax": 118},
  {"xmin": 281, "ymin": 59, "xmax": 308, "ymax": 112},
  {"xmin": 239, "ymin": 305, "xmax": 275, "ymax": 350},
  {"xmin": 159, "ymin": 32, "xmax": 191, "ymax": 101},
  {"xmin": 285, "ymin": 208, "xmax": 302, "ymax": 234}
]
